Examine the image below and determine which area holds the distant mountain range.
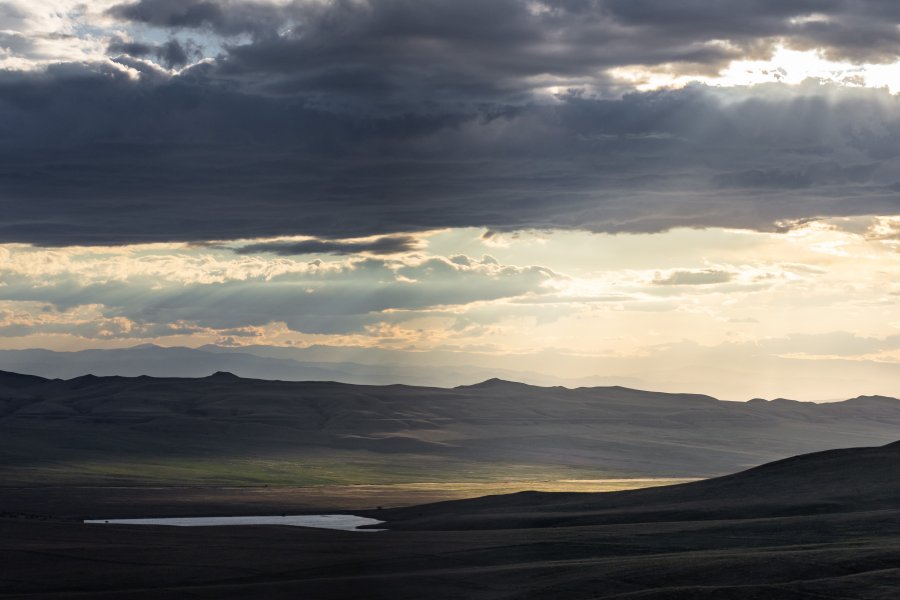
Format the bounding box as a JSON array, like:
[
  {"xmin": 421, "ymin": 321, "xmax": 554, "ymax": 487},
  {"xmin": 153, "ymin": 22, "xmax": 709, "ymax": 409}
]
[
  {"xmin": 0, "ymin": 344, "xmax": 605, "ymax": 389},
  {"xmin": 1, "ymin": 344, "xmax": 897, "ymax": 401},
  {"xmin": 2, "ymin": 370, "xmax": 899, "ymax": 486},
  {"xmin": 0, "ymin": 344, "xmax": 572, "ymax": 386}
]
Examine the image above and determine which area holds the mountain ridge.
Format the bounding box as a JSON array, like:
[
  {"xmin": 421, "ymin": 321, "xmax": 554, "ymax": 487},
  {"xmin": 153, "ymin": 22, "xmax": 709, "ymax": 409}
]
[
  {"xmin": 0, "ymin": 345, "xmax": 566, "ymax": 390},
  {"xmin": 4, "ymin": 344, "xmax": 895, "ymax": 401},
  {"xmin": 2, "ymin": 370, "xmax": 900, "ymax": 486},
  {"xmin": 0, "ymin": 368, "xmax": 897, "ymax": 406}
]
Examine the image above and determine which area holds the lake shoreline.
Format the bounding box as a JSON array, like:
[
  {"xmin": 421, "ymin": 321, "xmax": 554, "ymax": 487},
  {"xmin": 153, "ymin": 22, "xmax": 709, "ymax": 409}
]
[
  {"xmin": 0, "ymin": 478, "xmax": 698, "ymax": 520},
  {"xmin": 85, "ymin": 514, "xmax": 386, "ymax": 532}
]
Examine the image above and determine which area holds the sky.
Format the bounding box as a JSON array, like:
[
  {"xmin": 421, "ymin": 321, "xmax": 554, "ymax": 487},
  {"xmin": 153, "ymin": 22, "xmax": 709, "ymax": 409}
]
[{"xmin": 0, "ymin": 0, "xmax": 899, "ymax": 400}]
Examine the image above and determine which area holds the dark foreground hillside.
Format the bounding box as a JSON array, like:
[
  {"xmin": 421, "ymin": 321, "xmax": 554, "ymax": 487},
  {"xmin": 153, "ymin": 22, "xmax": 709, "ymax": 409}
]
[
  {"xmin": 2, "ymin": 370, "xmax": 900, "ymax": 485},
  {"xmin": 2, "ymin": 442, "xmax": 899, "ymax": 599},
  {"xmin": 373, "ymin": 440, "xmax": 900, "ymax": 530}
]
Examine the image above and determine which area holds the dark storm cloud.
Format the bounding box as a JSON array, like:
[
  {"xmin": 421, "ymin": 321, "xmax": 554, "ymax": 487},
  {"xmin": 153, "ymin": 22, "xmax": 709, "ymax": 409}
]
[
  {"xmin": 107, "ymin": 37, "xmax": 201, "ymax": 68},
  {"xmin": 107, "ymin": 0, "xmax": 900, "ymax": 75},
  {"xmin": 713, "ymin": 162, "xmax": 880, "ymax": 189},
  {"xmin": 236, "ymin": 235, "xmax": 423, "ymax": 256},
  {"xmin": 106, "ymin": 38, "xmax": 156, "ymax": 58},
  {"xmin": 107, "ymin": 0, "xmax": 287, "ymax": 37},
  {"xmin": 1, "ymin": 64, "xmax": 899, "ymax": 245},
  {"xmin": 2, "ymin": 0, "xmax": 900, "ymax": 246},
  {"xmin": 153, "ymin": 0, "xmax": 742, "ymax": 106}
]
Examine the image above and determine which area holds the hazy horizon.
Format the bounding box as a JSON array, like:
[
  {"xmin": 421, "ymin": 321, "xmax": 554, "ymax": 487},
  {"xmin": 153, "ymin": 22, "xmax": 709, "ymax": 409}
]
[{"xmin": 0, "ymin": 341, "xmax": 896, "ymax": 402}]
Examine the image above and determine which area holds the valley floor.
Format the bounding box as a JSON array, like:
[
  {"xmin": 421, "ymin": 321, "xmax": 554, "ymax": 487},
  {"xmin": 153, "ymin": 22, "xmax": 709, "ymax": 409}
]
[
  {"xmin": 2, "ymin": 505, "xmax": 899, "ymax": 599},
  {"xmin": 0, "ymin": 479, "xmax": 695, "ymax": 518}
]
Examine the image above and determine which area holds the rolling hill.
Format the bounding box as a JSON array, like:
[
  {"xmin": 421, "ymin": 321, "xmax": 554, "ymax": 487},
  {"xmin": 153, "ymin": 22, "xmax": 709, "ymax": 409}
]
[
  {"xmin": 1, "ymin": 370, "xmax": 899, "ymax": 486},
  {"xmin": 375, "ymin": 440, "xmax": 900, "ymax": 530}
]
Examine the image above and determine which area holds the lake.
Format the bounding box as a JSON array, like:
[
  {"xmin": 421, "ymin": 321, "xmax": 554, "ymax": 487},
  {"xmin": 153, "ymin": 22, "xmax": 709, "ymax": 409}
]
[{"xmin": 85, "ymin": 514, "xmax": 385, "ymax": 531}]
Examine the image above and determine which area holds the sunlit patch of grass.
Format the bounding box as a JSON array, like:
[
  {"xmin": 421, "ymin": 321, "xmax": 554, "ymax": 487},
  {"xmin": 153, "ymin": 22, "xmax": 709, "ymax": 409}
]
[{"xmin": 0, "ymin": 452, "xmax": 688, "ymax": 489}]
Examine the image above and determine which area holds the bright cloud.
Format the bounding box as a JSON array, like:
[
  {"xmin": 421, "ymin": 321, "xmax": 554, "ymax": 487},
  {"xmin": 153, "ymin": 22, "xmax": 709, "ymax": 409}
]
[{"xmin": 0, "ymin": 220, "xmax": 898, "ymax": 399}]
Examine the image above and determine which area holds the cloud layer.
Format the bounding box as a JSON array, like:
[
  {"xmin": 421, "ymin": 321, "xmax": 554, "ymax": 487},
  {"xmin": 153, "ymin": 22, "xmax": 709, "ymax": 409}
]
[
  {"xmin": 235, "ymin": 235, "xmax": 423, "ymax": 256},
  {"xmin": 1, "ymin": 69, "xmax": 899, "ymax": 245},
  {"xmin": 0, "ymin": 1, "xmax": 898, "ymax": 245},
  {"xmin": 0, "ymin": 220, "xmax": 898, "ymax": 398}
]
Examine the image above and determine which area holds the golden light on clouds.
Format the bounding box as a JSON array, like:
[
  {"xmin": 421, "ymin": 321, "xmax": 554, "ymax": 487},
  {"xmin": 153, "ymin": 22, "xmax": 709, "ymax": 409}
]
[{"xmin": 0, "ymin": 218, "xmax": 897, "ymax": 399}]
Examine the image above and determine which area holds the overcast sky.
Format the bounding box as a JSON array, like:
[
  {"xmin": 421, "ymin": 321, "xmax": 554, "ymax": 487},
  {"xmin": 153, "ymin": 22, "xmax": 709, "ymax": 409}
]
[{"xmin": 0, "ymin": 1, "xmax": 899, "ymax": 399}]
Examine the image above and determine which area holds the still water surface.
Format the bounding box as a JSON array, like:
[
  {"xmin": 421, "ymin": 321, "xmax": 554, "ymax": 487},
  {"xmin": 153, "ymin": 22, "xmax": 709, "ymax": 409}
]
[{"xmin": 85, "ymin": 514, "xmax": 385, "ymax": 531}]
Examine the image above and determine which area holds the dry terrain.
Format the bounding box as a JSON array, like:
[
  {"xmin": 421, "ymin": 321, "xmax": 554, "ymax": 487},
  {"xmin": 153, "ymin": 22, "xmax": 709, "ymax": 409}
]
[{"xmin": 1, "ymin": 442, "xmax": 899, "ymax": 599}]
